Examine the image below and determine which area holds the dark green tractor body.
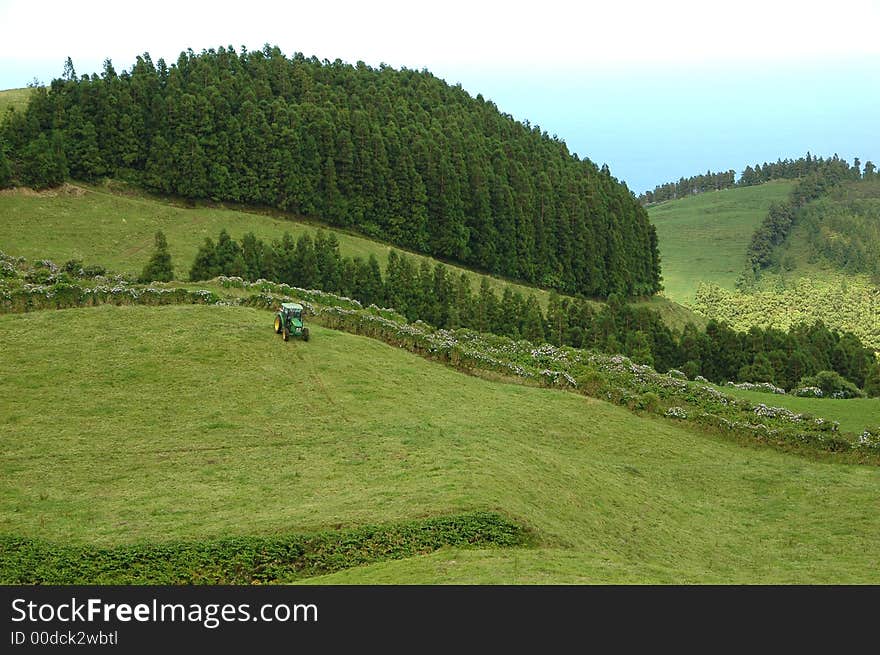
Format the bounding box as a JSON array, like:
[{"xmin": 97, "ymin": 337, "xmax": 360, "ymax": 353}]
[{"xmin": 274, "ymin": 302, "xmax": 310, "ymax": 341}]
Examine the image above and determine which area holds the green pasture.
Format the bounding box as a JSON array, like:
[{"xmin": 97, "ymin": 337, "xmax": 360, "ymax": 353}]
[{"xmin": 2, "ymin": 304, "xmax": 878, "ymax": 583}]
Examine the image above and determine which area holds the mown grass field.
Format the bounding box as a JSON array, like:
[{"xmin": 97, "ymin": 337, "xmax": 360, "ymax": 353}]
[
  {"xmin": 648, "ymin": 180, "xmax": 795, "ymax": 302},
  {"xmin": 0, "ymin": 181, "xmax": 699, "ymax": 326},
  {"xmin": 2, "ymin": 304, "xmax": 879, "ymax": 583}
]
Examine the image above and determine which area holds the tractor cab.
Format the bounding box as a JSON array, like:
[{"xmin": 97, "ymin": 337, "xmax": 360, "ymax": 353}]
[{"xmin": 281, "ymin": 302, "xmax": 303, "ymax": 322}]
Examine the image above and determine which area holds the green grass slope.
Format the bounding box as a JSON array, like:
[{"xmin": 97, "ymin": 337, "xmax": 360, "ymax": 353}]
[
  {"xmin": 0, "ymin": 182, "xmax": 549, "ymax": 304},
  {"xmin": 648, "ymin": 180, "xmax": 795, "ymax": 302},
  {"xmin": 0, "ymin": 181, "xmax": 698, "ymax": 325},
  {"xmin": 0, "ymin": 88, "xmax": 31, "ymax": 116},
  {"xmin": 2, "ymin": 304, "xmax": 879, "ymax": 583},
  {"xmin": 708, "ymin": 385, "xmax": 879, "ymax": 435}
]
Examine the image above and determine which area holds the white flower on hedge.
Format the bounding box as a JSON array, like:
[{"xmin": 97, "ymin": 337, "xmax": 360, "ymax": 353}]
[{"xmin": 664, "ymin": 407, "xmax": 687, "ymax": 419}]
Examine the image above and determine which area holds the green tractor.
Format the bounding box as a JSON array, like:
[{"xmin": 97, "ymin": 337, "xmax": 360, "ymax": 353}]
[{"xmin": 274, "ymin": 302, "xmax": 310, "ymax": 342}]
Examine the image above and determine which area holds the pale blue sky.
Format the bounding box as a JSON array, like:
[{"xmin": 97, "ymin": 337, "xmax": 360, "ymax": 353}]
[
  {"xmin": 1, "ymin": 0, "xmax": 877, "ymax": 192},
  {"xmin": 443, "ymin": 60, "xmax": 880, "ymax": 193}
]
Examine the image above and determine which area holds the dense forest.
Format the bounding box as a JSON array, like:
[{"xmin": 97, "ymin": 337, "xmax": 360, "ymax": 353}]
[
  {"xmin": 0, "ymin": 47, "xmax": 661, "ymax": 298},
  {"xmin": 186, "ymin": 228, "xmax": 879, "ymax": 395},
  {"xmin": 639, "ymin": 153, "xmax": 873, "ymax": 204},
  {"xmin": 801, "ymin": 181, "xmax": 880, "ymax": 279}
]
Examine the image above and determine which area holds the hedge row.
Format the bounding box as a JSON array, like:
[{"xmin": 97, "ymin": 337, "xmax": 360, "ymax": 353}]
[
  {"xmin": 0, "ymin": 511, "xmax": 529, "ymax": 584},
  {"xmin": 0, "ymin": 282, "xmax": 223, "ymax": 313}
]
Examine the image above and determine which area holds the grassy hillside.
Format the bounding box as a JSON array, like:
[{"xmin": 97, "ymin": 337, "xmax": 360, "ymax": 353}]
[
  {"xmin": 0, "ymin": 183, "xmax": 544, "ymax": 302},
  {"xmin": 0, "ymin": 88, "xmax": 31, "ymax": 116},
  {"xmin": 0, "ymin": 181, "xmax": 698, "ymax": 326},
  {"xmin": 2, "ymin": 304, "xmax": 879, "ymax": 583},
  {"xmin": 691, "ymin": 180, "xmax": 880, "ymax": 349},
  {"xmin": 709, "ymin": 385, "xmax": 880, "ymax": 435},
  {"xmin": 648, "ymin": 180, "xmax": 795, "ymax": 302}
]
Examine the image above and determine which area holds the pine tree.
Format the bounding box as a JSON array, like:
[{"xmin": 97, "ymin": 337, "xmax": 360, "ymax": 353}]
[
  {"xmin": 293, "ymin": 234, "xmax": 319, "ymax": 289},
  {"xmin": 432, "ymin": 263, "xmax": 452, "ymax": 328},
  {"xmin": 19, "ymin": 133, "xmax": 68, "ymax": 189},
  {"xmin": 449, "ymin": 273, "xmax": 473, "ymax": 328},
  {"xmin": 139, "ymin": 231, "xmax": 174, "ymax": 282},
  {"xmin": 189, "ymin": 237, "xmax": 218, "ymax": 281},
  {"xmin": 240, "ymin": 232, "xmax": 264, "ymax": 281},
  {"xmin": 363, "ymin": 254, "xmax": 385, "ymax": 306},
  {"xmin": 545, "ymin": 291, "xmax": 568, "ymax": 346},
  {"xmin": 0, "ymin": 143, "xmax": 11, "ymax": 188},
  {"xmin": 214, "ymin": 229, "xmax": 241, "ymax": 275},
  {"xmin": 521, "ymin": 295, "xmax": 545, "ymax": 343}
]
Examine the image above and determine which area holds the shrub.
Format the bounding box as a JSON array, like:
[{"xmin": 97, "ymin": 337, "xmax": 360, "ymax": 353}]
[
  {"xmin": 0, "ymin": 512, "xmax": 528, "ymax": 584},
  {"xmin": 575, "ymin": 370, "xmax": 608, "ymax": 395},
  {"xmin": 797, "ymin": 370, "xmax": 864, "ymax": 399},
  {"xmin": 682, "ymin": 360, "xmax": 701, "ymax": 380},
  {"xmin": 794, "ymin": 386, "xmax": 823, "ymax": 398},
  {"xmin": 664, "ymin": 407, "xmax": 687, "ymax": 419},
  {"xmin": 638, "ymin": 391, "xmax": 661, "ymax": 412}
]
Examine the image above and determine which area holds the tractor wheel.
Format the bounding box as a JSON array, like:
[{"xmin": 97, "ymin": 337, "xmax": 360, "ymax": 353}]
[
  {"xmin": 282, "ymin": 326, "xmax": 290, "ymax": 342},
  {"xmin": 274, "ymin": 316, "xmax": 282, "ymax": 334},
  {"xmin": 302, "ymin": 327, "xmax": 310, "ymax": 342}
]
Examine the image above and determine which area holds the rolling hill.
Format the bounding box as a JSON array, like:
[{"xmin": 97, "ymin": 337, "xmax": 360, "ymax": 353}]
[
  {"xmin": 0, "ymin": 49, "xmax": 661, "ymax": 297},
  {"xmin": 648, "ymin": 180, "xmax": 795, "ymax": 303},
  {"xmin": 688, "ymin": 178, "xmax": 880, "ymax": 350},
  {"xmin": 770, "ymin": 178, "xmax": 880, "ymax": 279},
  {"xmin": 1, "ymin": 82, "xmax": 878, "ymax": 586},
  {"xmin": 2, "ymin": 303, "xmax": 879, "ymax": 583},
  {"xmin": 0, "ymin": 180, "xmax": 698, "ymax": 326}
]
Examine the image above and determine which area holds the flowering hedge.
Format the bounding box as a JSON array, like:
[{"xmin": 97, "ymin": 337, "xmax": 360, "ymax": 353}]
[
  {"xmin": 726, "ymin": 381, "xmax": 787, "ymax": 395},
  {"xmin": 0, "ymin": 280, "xmax": 222, "ymax": 312}
]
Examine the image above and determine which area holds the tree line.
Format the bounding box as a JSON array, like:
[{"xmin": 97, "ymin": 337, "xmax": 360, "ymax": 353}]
[
  {"xmin": 185, "ymin": 228, "xmax": 878, "ymax": 394},
  {"xmin": 0, "ymin": 47, "xmax": 661, "ymax": 298},
  {"xmin": 639, "ymin": 152, "xmax": 874, "ymax": 204},
  {"xmin": 638, "ymin": 169, "xmax": 736, "ymax": 204}
]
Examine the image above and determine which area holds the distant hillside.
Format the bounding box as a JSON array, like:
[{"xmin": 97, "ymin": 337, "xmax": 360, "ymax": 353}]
[
  {"xmin": 639, "ymin": 152, "xmax": 870, "ymax": 205},
  {"xmin": 0, "ymin": 48, "xmax": 660, "ymax": 298},
  {"xmin": 0, "ymin": 88, "xmax": 31, "ymax": 117},
  {"xmin": 771, "ymin": 178, "xmax": 880, "ymax": 280},
  {"xmin": 648, "ymin": 180, "xmax": 795, "ymax": 303},
  {"xmin": 691, "ymin": 179, "xmax": 880, "ymax": 350}
]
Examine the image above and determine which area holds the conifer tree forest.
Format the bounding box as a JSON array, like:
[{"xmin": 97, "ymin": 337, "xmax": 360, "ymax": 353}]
[{"xmin": 0, "ymin": 47, "xmax": 661, "ymax": 298}]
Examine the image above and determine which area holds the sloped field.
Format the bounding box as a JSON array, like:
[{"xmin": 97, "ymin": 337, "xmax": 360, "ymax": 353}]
[{"xmin": 2, "ymin": 304, "xmax": 879, "ymax": 582}]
